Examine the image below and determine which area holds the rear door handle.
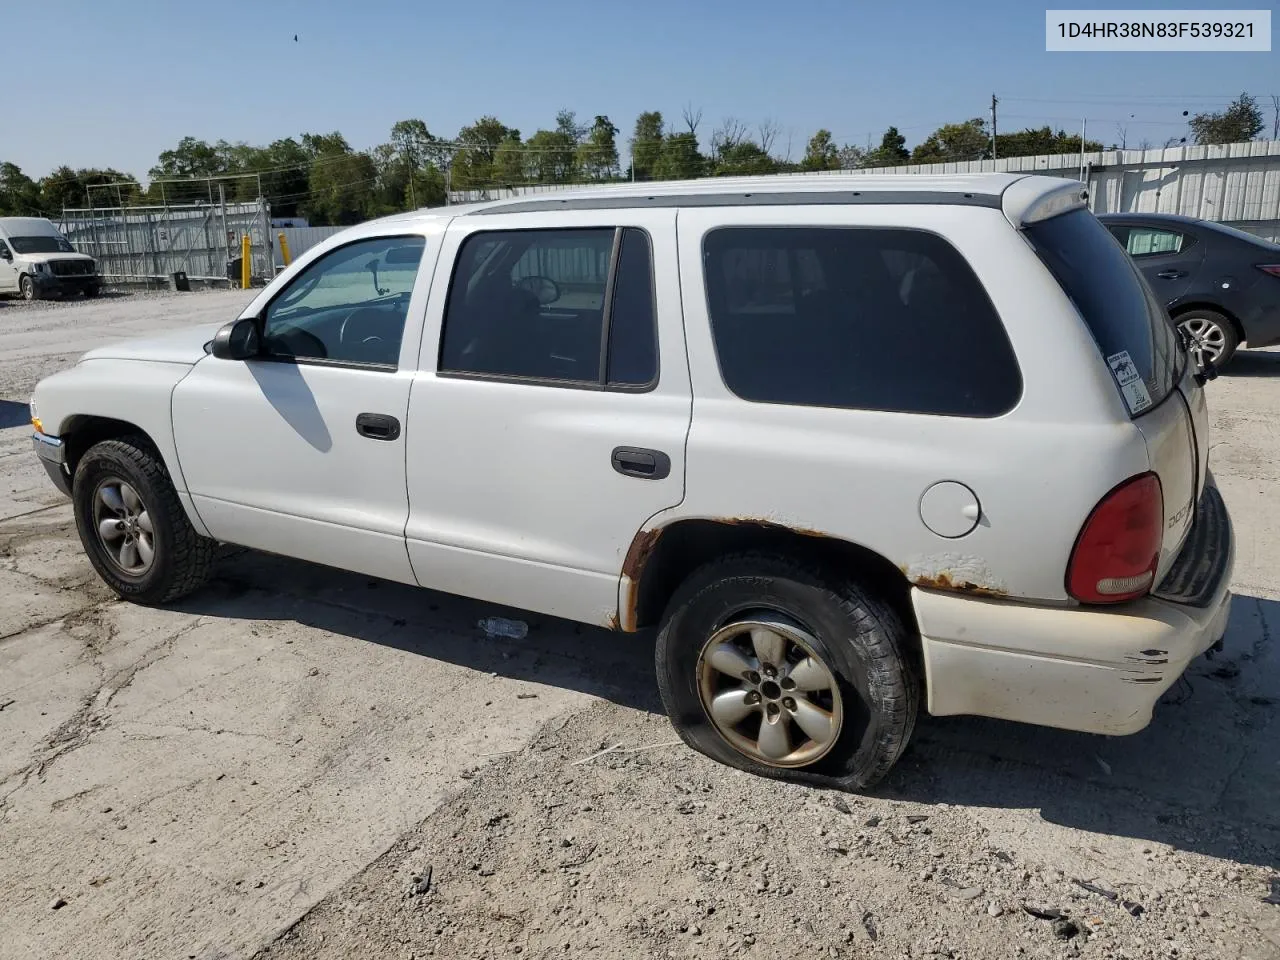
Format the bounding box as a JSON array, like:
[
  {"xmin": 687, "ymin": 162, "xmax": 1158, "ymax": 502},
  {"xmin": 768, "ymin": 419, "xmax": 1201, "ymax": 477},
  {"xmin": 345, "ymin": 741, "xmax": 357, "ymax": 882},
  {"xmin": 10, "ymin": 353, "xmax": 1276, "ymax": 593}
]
[
  {"xmin": 1156, "ymin": 269, "xmax": 1187, "ymax": 279},
  {"xmin": 611, "ymin": 446, "xmax": 671, "ymax": 480},
  {"xmin": 356, "ymin": 412, "xmax": 401, "ymax": 441}
]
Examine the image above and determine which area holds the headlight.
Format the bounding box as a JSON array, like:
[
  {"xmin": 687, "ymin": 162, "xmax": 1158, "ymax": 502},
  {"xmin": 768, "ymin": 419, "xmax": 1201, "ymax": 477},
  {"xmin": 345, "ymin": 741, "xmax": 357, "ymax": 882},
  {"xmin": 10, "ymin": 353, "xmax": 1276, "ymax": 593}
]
[
  {"xmin": 29, "ymin": 399, "xmax": 41, "ymax": 434},
  {"xmin": 32, "ymin": 262, "xmax": 47, "ymax": 274}
]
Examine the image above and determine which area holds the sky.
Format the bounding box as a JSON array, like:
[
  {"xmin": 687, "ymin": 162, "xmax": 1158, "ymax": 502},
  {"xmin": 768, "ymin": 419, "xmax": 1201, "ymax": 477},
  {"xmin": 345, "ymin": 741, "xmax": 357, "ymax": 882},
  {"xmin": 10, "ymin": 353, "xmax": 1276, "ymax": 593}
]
[{"xmin": 6, "ymin": 0, "xmax": 1278, "ymax": 181}]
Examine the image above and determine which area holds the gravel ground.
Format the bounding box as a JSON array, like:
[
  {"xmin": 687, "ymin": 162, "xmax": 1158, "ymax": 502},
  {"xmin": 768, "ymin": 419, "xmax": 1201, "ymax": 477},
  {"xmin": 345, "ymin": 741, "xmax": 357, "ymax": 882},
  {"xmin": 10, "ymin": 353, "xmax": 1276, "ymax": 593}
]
[{"xmin": 1, "ymin": 291, "xmax": 1278, "ymax": 959}]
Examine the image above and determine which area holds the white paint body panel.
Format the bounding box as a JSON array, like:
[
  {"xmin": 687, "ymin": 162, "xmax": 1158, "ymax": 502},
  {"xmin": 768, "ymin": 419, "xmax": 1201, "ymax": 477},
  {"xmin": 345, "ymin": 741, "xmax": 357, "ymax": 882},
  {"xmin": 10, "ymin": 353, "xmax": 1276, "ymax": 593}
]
[
  {"xmin": 31, "ymin": 358, "xmax": 212, "ymax": 537},
  {"xmin": 403, "ymin": 209, "xmax": 692, "ymax": 625},
  {"xmin": 669, "ymin": 203, "xmax": 1148, "ymax": 603},
  {"xmin": 168, "ymin": 221, "xmax": 447, "ymax": 586}
]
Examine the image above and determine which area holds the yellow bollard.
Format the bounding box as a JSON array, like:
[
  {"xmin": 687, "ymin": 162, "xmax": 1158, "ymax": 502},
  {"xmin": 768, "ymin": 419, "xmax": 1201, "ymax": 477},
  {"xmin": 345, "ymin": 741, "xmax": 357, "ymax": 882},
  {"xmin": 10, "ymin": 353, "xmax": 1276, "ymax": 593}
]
[
  {"xmin": 241, "ymin": 234, "xmax": 251, "ymax": 289},
  {"xmin": 278, "ymin": 231, "xmax": 292, "ymax": 267}
]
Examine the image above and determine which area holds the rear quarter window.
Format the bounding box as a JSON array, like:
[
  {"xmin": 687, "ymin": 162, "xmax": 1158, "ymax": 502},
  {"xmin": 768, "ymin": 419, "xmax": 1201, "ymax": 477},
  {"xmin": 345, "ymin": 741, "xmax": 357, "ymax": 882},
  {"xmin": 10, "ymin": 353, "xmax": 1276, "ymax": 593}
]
[
  {"xmin": 1026, "ymin": 209, "xmax": 1182, "ymax": 415},
  {"xmin": 701, "ymin": 226, "xmax": 1022, "ymax": 417}
]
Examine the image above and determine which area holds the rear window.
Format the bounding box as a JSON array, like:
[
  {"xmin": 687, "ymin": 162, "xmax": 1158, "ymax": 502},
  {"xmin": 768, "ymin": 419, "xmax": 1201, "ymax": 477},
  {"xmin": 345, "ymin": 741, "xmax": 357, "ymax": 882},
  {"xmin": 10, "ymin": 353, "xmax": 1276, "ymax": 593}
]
[
  {"xmin": 702, "ymin": 227, "xmax": 1022, "ymax": 417},
  {"xmin": 1026, "ymin": 209, "xmax": 1182, "ymax": 415}
]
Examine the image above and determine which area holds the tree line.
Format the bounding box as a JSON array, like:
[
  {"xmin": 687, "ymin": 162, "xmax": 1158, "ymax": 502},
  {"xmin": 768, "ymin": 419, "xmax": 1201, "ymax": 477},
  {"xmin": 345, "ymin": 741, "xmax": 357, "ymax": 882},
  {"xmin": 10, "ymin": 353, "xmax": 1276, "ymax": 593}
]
[{"xmin": 0, "ymin": 94, "xmax": 1266, "ymax": 226}]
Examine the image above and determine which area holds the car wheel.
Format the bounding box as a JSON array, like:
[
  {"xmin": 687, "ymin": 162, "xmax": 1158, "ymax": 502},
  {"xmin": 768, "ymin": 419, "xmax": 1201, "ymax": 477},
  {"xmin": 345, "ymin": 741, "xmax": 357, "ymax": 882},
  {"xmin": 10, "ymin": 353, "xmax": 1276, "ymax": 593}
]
[
  {"xmin": 19, "ymin": 275, "xmax": 37, "ymax": 301},
  {"xmin": 72, "ymin": 436, "xmax": 216, "ymax": 604},
  {"xmin": 1177, "ymin": 310, "xmax": 1239, "ymax": 368},
  {"xmin": 655, "ymin": 552, "xmax": 918, "ymax": 791}
]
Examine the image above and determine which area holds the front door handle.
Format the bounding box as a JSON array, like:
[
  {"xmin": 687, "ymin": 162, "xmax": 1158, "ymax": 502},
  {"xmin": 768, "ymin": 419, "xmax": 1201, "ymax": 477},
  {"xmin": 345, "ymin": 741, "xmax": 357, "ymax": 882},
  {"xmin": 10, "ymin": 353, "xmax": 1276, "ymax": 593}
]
[
  {"xmin": 611, "ymin": 446, "xmax": 671, "ymax": 480},
  {"xmin": 1156, "ymin": 269, "xmax": 1187, "ymax": 279},
  {"xmin": 356, "ymin": 412, "xmax": 401, "ymax": 441}
]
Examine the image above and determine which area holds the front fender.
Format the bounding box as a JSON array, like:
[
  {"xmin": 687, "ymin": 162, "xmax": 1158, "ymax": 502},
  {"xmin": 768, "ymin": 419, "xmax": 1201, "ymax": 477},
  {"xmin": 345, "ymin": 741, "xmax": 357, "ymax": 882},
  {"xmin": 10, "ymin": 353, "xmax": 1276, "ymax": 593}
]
[{"xmin": 33, "ymin": 359, "xmax": 210, "ymax": 536}]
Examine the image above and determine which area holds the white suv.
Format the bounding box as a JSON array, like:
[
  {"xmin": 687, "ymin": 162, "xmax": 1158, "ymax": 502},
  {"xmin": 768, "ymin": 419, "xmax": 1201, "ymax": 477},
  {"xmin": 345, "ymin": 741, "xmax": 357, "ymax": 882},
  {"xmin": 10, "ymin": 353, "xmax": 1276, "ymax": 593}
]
[{"xmin": 30, "ymin": 174, "xmax": 1233, "ymax": 789}]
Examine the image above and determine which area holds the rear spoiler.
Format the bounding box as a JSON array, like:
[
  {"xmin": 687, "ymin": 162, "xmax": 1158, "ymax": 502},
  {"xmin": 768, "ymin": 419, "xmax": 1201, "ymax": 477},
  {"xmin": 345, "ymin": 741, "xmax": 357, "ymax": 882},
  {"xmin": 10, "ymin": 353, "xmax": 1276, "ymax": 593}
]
[{"xmin": 1001, "ymin": 177, "xmax": 1090, "ymax": 230}]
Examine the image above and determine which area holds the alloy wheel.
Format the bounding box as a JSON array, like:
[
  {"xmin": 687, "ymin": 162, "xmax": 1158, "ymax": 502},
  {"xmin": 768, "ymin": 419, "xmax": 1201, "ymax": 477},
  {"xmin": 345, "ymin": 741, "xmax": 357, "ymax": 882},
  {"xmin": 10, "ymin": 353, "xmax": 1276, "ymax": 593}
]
[
  {"xmin": 92, "ymin": 478, "xmax": 155, "ymax": 575},
  {"xmin": 696, "ymin": 615, "xmax": 843, "ymax": 768},
  {"xmin": 1178, "ymin": 316, "xmax": 1228, "ymax": 366}
]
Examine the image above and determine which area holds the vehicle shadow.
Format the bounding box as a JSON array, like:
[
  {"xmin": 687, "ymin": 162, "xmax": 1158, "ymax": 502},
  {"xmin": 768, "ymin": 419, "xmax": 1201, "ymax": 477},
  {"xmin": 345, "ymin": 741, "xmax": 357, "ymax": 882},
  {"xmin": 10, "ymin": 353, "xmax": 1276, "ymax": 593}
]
[
  {"xmin": 0, "ymin": 399, "xmax": 31, "ymax": 429},
  {"xmin": 882, "ymin": 593, "xmax": 1280, "ymax": 870},
  {"xmin": 174, "ymin": 547, "xmax": 662, "ymax": 715},
  {"xmin": 175, "ymin": 547, "xmax": 1277, "ymax": 869},
  {"xmin": 1220, "ymin": 350, "xmax": 1280, "ymax": 377}
]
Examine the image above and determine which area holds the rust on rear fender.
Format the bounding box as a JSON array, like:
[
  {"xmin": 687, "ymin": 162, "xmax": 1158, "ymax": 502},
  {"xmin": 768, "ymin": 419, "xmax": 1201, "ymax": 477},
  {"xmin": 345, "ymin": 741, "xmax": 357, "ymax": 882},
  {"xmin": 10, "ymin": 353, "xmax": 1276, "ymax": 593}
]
[{"xmin": 616, "ymin": 518, "xmax": 838, "ymax": 632}]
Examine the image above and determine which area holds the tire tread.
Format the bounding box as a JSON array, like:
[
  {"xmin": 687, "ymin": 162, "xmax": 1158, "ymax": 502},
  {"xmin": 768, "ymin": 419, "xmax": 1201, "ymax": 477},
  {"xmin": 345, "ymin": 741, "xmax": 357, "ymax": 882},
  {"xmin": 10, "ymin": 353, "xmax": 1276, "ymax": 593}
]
[{"xmin": 74, "ymin": 435, "xmax": 215, "ymax": 603}]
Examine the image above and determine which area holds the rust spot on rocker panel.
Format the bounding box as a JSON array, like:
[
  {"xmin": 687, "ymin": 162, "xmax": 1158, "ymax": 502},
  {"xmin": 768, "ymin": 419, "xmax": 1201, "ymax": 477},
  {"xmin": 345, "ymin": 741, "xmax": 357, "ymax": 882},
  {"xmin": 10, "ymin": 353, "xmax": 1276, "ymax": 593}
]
[
  {"xmin": 902, "ymin": 554, "xmax": 1010, "ymax": 599},
  {"xmin": 904, "ymin": 569, "xmax": 1010, "ymax": 599}
]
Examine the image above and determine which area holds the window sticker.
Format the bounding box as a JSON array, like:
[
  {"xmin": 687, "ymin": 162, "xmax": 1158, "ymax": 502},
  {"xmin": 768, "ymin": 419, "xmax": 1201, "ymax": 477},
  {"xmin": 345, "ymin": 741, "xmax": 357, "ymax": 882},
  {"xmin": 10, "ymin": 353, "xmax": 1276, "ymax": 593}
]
[{"xmin": 1107, "ymin": 350, "xmax": 1153, "ymax": 414}]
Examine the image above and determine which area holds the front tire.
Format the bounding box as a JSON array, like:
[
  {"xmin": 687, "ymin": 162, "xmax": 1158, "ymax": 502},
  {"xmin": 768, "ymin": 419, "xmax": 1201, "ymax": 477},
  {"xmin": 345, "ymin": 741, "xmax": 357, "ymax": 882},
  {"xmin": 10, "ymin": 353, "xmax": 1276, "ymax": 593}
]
[
  {"xmin": 1177, "ymin": 309, "xmax": 1239, "ymax": 368},
  {"xmin": 72, "ymin": 436, "xmax": 216, "ymax": 604},
  {"xmin": 19, "ymin": 275, "xmax": 37, "ymax": 301},
  {"xmin": 655, "ymin": 553, "xmax": 918, "ymax": 791}
]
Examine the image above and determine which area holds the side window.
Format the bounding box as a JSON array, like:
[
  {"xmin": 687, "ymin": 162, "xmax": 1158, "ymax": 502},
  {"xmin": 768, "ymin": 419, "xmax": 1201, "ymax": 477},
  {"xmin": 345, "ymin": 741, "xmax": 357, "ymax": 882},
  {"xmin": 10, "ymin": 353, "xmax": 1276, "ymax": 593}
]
[
  {"xmin": 1125, "ymin": 227, "xmax": 1190, "ymax": 257},
  {"xmin": 440, "ymin": 227, "xmax": 659, "ymax": 389},
  {"xmin": 262, "ymin": 235, "xmax": 425, "ymax": 368},
  {"xmin": 702, "ymin": 227, "xmax": 1021, "ymax": 417},
  {"xmin": 606, "ymin": 228, "xmax": 658, "ymax": 386}
]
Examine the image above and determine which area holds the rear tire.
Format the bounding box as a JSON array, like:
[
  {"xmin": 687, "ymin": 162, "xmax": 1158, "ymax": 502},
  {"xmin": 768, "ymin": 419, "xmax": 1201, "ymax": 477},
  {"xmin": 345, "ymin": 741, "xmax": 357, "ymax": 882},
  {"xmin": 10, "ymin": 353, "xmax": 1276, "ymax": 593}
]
[
  {"xmin": 655, "ymin": 552, "xmax": 918, "ymax": 792},
  {"xmin": 1176, "ymin": 309, "xmax": 1239, "ymax": 368},
  {"xmin": 72, "ymin": 436, "xmax": 216, "ymax": 604}
]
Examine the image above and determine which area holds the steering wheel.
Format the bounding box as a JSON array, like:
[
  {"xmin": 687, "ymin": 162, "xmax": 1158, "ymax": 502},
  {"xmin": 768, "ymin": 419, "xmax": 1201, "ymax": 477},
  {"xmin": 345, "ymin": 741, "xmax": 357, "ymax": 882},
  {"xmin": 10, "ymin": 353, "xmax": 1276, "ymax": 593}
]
[
  {"xmin": 339, "ymin": 307, "xmax": 391, "ymax": 351},
  {"xmin": 514, "ymin": 275, "xmax": 560, "ymax": 306}
]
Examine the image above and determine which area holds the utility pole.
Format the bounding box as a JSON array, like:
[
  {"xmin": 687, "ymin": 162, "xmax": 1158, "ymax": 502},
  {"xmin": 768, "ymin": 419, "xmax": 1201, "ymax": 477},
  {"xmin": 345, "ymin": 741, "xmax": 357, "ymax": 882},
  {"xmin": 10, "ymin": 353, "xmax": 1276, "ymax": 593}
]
[
  {"xmin": 990, "ymin": 94, "xmax": 998, "ymax": 161},
  {"xmin": 1079, "ymin": 118, "xmax": 1088, "ymax": 182},
  {"xmin": 1272, "ymin": 95, "xmax": 1280, "ymax": 140}
]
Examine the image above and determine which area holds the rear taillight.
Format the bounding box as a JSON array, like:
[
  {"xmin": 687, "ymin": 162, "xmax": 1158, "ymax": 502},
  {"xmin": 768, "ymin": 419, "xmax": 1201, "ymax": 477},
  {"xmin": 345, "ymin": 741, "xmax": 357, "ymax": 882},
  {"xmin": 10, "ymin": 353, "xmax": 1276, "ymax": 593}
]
[
  {"xmin": 1258, "ymin": 264, "xmax": 1280, "ymax": 278},
  {"xmin": 1067, "ymin": 472, "xmax": 1164, "ymax": 604}
]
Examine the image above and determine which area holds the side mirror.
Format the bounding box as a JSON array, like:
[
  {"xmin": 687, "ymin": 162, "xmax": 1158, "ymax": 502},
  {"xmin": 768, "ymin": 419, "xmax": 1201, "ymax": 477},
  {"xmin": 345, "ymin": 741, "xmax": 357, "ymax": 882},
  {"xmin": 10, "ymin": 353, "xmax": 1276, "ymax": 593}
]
[
  {"xmin": 0, "ymin": 247, "xmax": 11, "ymax": 262},
  {"xmin": 210, "ymin": 317, "xmax": 261, "ymax": 360}
]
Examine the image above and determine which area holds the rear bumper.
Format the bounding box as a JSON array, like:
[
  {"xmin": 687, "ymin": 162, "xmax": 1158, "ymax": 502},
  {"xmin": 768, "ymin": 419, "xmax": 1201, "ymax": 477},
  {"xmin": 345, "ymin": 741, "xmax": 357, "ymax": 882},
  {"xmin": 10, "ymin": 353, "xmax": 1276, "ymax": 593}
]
[
  {"xmin": 915, "ymin": 500, "xmax": 1234, "ymax": 735},
  {"xmin": 32, "ymin": 432, "xmax": 71, "ymax": 496}
]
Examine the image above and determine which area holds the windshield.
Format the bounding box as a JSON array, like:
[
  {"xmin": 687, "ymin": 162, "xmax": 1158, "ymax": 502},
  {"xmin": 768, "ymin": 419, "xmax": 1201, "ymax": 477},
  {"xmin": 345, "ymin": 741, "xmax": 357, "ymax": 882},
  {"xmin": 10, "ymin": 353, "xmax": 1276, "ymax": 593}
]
[
  {"xmin": 1027, "ymin": 208, "xmax": 1184, "ymax": 416},
  {"xmin": 9, "ymin": 235, "xmax": 75, "ymax": 254}
]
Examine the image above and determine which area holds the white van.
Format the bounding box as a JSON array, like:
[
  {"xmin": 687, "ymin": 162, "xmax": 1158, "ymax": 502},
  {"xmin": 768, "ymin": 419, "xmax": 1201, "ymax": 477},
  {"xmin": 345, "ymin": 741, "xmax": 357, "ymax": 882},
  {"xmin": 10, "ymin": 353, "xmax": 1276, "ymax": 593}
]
[{"xmin": 0, "ymin": 217, "xmax": 100, "ymax": 300}]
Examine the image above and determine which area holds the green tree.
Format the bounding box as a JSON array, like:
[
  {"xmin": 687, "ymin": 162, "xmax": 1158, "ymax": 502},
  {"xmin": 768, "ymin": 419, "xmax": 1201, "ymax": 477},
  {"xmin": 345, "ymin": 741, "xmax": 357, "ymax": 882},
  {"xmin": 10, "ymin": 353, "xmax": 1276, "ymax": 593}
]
[
  {"xmin": 837, "ymin": 144, "xmax": 866, "ymax": 169},
  {"xmin": 524, "ymin": 127, "xmax": 579, "ymax": 184},
  {"xmin": 912, "ymin": 119, "xmax": 989, "ymax": 163},
  {"xmin": 300, "ymin": 132, "xmax": 376, "ymax": 225},
  {"xmin": 995, "ymin": 126, "xmax": 1103, "ymax": 158},
  {"xmin": 0, "ymin": 162, "xmax": 44, "ymax": 215},
  {"xmin": 655, "ymin": 131, "xmax": 705, "ymax": 180},
  {"xmin": 452, "ymin": 116, "xmax": 520, "ymax": 189},
  {"xmin": 801, "ymin": 129, "xmax": 840, "ymax": 171},
  {"xmin": 1188, "ymin": 93, "xmax": 1265, "ymax": 145},
  {"xmin": 713, "ymin": 140, "xmax": 778, "ymax": 176},
  {"xmin": 863, "ymin": 127, "xmax": 910, "ymax": 167},
  {"xmin": 577, "ymin": 115, "xmax": 620, "ymax": 180},
  {"xmin": 39, "ymin": 167, "xmax": 141, "ymax": 210},
  {"xmin": 629, "ymin": 111, "xmax": 665, "ymax": 181},
  {"xmin": 149, "ymin": 136, "xmax": 226, "ymax": 180},
  {"xmin": 492, "ymin": 134, "xmax": 526, "ymax": 187}
]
